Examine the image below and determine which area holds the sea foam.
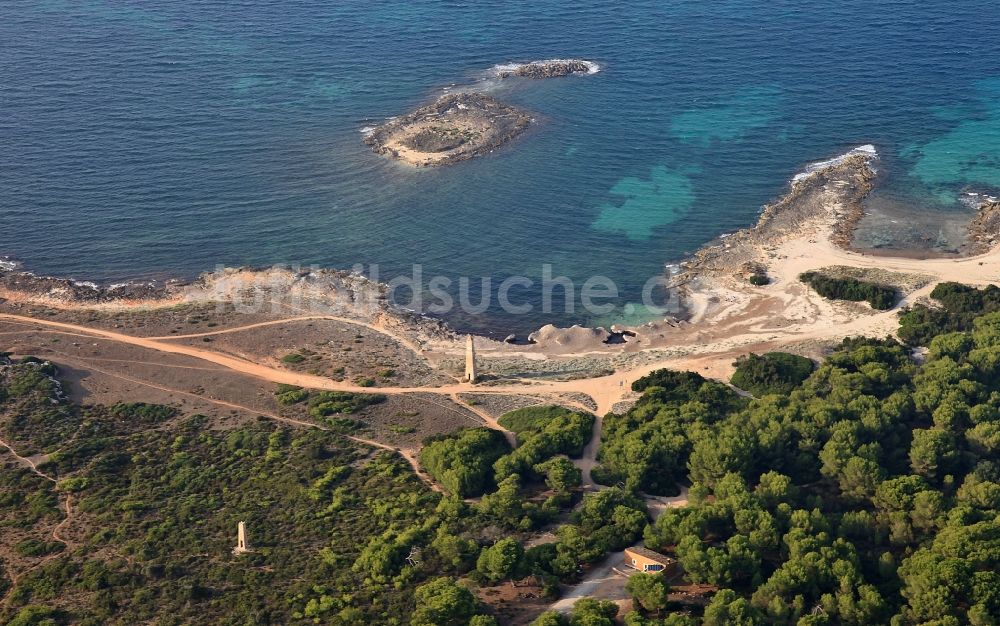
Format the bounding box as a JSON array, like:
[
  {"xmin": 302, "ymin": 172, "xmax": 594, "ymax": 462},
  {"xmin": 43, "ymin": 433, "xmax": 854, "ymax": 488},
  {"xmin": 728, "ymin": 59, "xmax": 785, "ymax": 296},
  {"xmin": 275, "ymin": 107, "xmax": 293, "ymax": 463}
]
[{"xmin": 792, "ymin": 144, "xmax": 878, "ymax": 184}]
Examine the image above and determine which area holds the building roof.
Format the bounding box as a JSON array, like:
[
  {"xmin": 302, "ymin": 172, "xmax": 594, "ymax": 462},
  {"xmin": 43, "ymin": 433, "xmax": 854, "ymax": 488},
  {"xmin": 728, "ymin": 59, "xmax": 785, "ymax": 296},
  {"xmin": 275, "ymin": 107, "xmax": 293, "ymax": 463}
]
[{"xmin": 624, "ymin": 546, "xmax": 674, "ymax": 565}]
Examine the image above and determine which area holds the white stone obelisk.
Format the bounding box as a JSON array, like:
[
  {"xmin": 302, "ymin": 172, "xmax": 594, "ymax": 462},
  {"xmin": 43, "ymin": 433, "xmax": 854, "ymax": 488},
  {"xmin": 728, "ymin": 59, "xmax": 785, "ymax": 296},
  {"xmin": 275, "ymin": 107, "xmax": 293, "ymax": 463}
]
[
  {"xmin": 233, "ymin": 521, "xmax": 250, "ymax": 555},
  {"xmin": 464, "ymin": 335, "xmax": 477, "ymax": 383}
]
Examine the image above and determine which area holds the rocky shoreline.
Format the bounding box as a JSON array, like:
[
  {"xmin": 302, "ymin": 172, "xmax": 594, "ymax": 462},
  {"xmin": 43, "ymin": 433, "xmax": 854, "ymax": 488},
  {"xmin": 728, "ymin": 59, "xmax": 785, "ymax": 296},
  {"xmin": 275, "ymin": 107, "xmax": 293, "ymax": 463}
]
[
  {"xmin": 674, "ymin": 150, "xmax": 879, "ymax": 288},
  {"xmin": 968, "ymin": 199, "xmax": 1000, "ymax": 254},
  {"xmin": 0, "ymin": 269, "xmax": 170, "ymax": 305},
  {"xmin": 4, "ymin": 145, "xmax": 997, "ymax": 354},
  {"xmin": 0, "ymin": 263, "xmax": 461, "ymax": 345}
]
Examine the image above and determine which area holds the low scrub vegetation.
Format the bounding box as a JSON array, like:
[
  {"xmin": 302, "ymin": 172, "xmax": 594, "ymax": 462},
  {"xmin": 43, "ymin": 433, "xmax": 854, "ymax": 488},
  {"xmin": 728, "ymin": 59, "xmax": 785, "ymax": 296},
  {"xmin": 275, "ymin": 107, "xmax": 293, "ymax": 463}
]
[{"xmin": 799, "ymin": 271, "xmax": 898, "ymax": 309}]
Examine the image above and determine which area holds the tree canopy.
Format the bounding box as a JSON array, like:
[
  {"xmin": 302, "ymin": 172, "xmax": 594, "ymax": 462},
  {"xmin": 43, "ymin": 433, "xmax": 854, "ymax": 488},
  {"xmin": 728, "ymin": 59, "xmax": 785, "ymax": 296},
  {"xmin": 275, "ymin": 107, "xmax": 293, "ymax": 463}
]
[{"xmin": 730, "ymin": 352, "xmax": 815, "ymax": 396}]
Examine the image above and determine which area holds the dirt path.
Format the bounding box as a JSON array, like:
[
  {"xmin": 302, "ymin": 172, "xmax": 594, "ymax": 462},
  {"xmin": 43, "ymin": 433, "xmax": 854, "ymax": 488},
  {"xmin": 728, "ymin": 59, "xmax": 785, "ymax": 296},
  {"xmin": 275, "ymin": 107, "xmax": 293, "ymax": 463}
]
[
  {"xmin": 13, "ymin": 347, "xmax": 442, "ymax": 493},
  {"xmin": 448, "ymin": 392, "xmax": 518, "ymax": 448},
  {"xmin": 342, "ymin": 435, "xmax": 441, "ymax": 493},
  {"xmin": 549, "ymin": 550, "xmax": 628, "ymax": 613},
  {"xmin": 0, "ymin": 314, "xmax": 618, "ymax": 409},
  {"xmin": 646, "ymin": 485, "xmax": 690, "ymax": 520},
  {"xmin": 146, "ymin": 314, "xmax": 430, "ymax": 362},
  {"xmin": 0, "ymin": 436, "xmax": 76, "ymax": 606},
  {"xmin": 0, "ymin": 292, "xmax": 944, "ymax": 439},
  {"xmin": 577, "ymin": 411, "xmax": 604, "ymax": 490},
  {"xmin": 4, "ymin": 228, "xmax": 1000, "ymax": 506},
  {"xmin": 0, "ymin": 437, "xmax": 56, "ymax": 483}
]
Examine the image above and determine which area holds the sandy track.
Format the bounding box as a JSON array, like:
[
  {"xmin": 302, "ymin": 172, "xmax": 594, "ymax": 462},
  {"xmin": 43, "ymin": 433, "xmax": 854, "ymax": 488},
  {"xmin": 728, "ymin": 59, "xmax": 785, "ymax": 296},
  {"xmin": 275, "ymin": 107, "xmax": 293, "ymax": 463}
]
[
  {"xmin": 145, "ymin": 314, "xmax": 428, "ymax": 360},
  {"xmin": 4, "ymin": 218, "xmax": 1000, "ymax": 506},
  {"xmin": 0, "ymin": 437, "xmax": 75, "ymax": 606},
  {"xmin": 449, "ymin": 392, "xmax": 517, "ymax": 447},
  {"xmin": 0, "ymin": 437, "xmax": 56, "ymax": 483},
  {"xmin": 36, "ymin": 347, "xmax": 441, "ymax": 492},
  {"xmin": 0, "ymin": 314, "xmax": 617, "ymax": 408}
]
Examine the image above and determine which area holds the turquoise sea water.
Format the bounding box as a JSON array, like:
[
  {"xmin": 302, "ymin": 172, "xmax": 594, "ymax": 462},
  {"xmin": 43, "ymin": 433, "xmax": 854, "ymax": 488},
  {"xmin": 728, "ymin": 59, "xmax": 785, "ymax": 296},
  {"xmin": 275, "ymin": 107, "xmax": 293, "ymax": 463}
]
[{"xmin": 2, "ymin": 1, "xmax": 1000, "ymax": 334}]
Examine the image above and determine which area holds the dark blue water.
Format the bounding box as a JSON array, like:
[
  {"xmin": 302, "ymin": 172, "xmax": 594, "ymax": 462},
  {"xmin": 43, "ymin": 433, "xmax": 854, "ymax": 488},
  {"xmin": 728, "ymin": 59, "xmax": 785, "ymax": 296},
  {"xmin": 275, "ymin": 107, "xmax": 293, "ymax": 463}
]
[{"xmin": 3, "ymin": 1, "xmax": 1000, "ymax": 334}]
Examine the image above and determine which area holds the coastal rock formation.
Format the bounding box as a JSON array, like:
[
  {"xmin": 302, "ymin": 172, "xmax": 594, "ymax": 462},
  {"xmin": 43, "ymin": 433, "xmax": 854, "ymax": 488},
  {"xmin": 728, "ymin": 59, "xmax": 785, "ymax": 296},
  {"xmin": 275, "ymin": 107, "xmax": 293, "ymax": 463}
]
[
  {"xmin": 364, "ymin": 92, "xmax": 533, "ymax": 166},
  {"xmin": 0, "ymin": 270, "xmax": 167, "ymax": 305},
  {"xmin": 527, "ymin": 324, "xmax": 611, "ymax": 352},
  {"xmin": 0, "ymin": 263, "xmax": 458, "ymax": 344},
  {"xmin": 675, "ymin": 149, "xmax": 878, "ymax": 287},
  {"xmin": 968, "ymin": 200, "xmax": 1000, "ymax": 254},
  {"xmin": 495, "ymin": 59, "xmax": 599, "ymax": 79}
]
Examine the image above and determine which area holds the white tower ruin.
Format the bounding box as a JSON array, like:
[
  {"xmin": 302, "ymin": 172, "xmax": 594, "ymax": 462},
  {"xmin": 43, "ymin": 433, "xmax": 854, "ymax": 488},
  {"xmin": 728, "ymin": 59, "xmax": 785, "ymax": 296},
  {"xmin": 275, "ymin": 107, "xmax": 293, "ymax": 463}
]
[
  {"xmin": 233, "ymin": 521, "xmax": 251, "ymax": 555},
  {"xmin": 464, "ymin": 335, "xmax": 478, "ymax": 384}
]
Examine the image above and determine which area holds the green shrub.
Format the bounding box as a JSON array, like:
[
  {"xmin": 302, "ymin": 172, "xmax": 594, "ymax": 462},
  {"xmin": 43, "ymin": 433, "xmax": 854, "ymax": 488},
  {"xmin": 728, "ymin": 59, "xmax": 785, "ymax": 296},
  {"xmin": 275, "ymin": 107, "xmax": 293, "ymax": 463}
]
[
  {"xmin": 56, "ymin": 477, "xmax": 89, "ymax": 493},
  {"xmin": 109, "ymin": 403, "xmax": 178, "ymax": 424},
  {"xmin": 308, "ymin": 391, "xmax": 384, "ymax": 418},
  {"xmin": 275, "ymin": 384, "xmax": 308, "ymax": 405},
  {"xmin": 493, "ymin": 409, "xmax": 595, "ymax": 482},
  {"xmin": 498, "ymin": 405, "xmax": 578, "ymax": 434},
  {"xmin": 6, "ymin": 605, "xmax": 62, "ymax": 626},
  {"xmin": 799, "ymin": 272, "xmax": 897, "ymax": 310},
  {"xmin": 15, "ymin": 540, "xmax": 65, "ymax": 558},
  {"xmin": 4, "ymin": 365, "xmax": 58, "ymax": 399}
]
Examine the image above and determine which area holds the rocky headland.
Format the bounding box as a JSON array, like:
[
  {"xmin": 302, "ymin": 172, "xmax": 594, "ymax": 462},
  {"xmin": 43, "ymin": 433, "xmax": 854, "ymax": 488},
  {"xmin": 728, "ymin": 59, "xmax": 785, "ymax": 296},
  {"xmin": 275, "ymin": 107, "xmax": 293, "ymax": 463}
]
[
  {"xmin": 364, "ymin": 92, "xmax": 533, "ymax": 166},
  {"xmin": 674, "ymin": 148, "xmax": 879, "ymax": 288}
]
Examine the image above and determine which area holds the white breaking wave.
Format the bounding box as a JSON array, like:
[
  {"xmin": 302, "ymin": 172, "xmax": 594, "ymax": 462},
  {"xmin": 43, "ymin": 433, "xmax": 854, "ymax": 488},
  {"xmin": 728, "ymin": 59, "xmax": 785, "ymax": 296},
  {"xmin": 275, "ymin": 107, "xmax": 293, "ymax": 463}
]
[
  {"xmin": 961, "ymin": 191, "xmax": 999, "ymax": 209},
  {"xmin": 792, "ymin": 144, "xmax": 878, "ymax": 184},
  {"xmin": 0, "ymin": 258, "xmax": 18, "ymax": 272}
]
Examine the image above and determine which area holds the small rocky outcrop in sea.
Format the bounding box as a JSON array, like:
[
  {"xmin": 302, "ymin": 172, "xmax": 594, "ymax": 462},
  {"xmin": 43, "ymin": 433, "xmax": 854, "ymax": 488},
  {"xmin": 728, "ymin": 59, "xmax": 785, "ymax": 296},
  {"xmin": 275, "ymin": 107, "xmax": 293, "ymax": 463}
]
[
  {"xmin": 496, "ymin": 59, "xmax": 598, "ymax": 79},
  {"xmin": 364, "ymin": 92, "xmax": 533, "ymax": 167}
]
